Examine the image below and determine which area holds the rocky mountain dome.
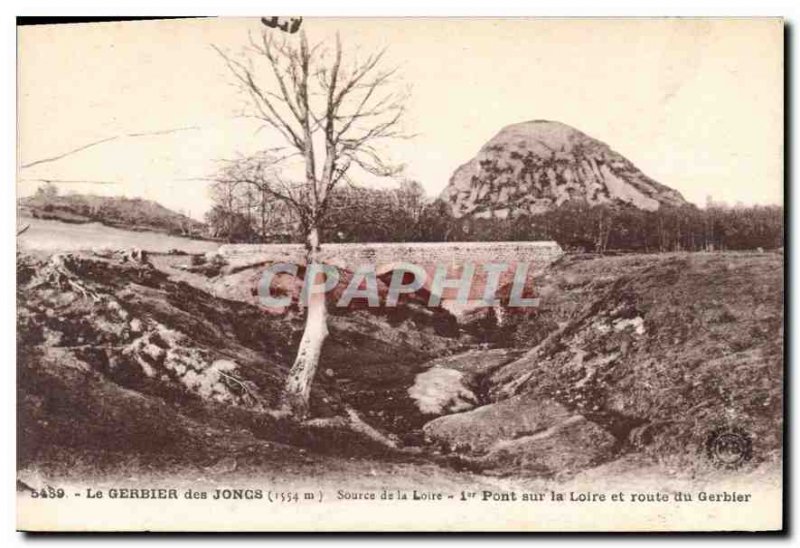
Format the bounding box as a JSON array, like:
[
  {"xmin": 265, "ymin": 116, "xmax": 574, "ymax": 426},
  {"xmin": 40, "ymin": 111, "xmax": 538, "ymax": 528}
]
[{"xmin": 441, "ymin": 120, "xmax": 688, "ymax": 219}]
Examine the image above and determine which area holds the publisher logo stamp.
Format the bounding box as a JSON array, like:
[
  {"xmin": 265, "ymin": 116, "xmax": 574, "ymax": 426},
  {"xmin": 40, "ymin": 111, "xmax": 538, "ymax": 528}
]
[{"xmin": 705, "ymin": 427, "xmax": 753, "ymax": 469}]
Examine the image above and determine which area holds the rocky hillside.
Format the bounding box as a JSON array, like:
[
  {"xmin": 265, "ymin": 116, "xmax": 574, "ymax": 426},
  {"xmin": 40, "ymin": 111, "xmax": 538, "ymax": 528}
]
[
  {"xmin": 17, "ymin": 248, "xmax": 465, "ymax": 476},
  {"xmin": 442, "ymin": 120, "xmax": 688, "ymax": 219},
  {"xmin": 18, "ymin": 244, "xmax": 782, "ymax": 486},
  {"xmin": 423, "ymin": 252, "xmax": 783, "ymax": 477}
]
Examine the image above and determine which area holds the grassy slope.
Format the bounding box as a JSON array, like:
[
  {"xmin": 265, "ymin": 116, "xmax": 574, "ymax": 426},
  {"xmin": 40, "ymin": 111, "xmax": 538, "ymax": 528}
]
[
  {"xmin": 16, "ymin": 235, "xmax": 784, "ymax": 485},
  {"xmin": 489, "ymin": 252, "xmax": 783, "ymax": 468},
  {"xmin": 18, "ymin": 193, "xmax": 207, "ymax": 238},
  {"xmin": 17, "ymin": 248, "xmax": 464, "ymax": 480},
  {"xmin": 18, "ymin": 217, "xmax": 219, "ymax": 254}
]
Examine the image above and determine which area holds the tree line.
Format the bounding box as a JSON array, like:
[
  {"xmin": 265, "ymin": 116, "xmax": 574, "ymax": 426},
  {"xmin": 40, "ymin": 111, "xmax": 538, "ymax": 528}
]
[{"xmin": 206, "ymin": 180, "xmax": 783, "ymax": 252}]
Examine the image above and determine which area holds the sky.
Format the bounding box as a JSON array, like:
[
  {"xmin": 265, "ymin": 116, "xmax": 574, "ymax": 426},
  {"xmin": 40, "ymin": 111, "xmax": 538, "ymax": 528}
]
[{"xmin": 17, "ymin": 17, "xmax": 783, "ymax": 219}]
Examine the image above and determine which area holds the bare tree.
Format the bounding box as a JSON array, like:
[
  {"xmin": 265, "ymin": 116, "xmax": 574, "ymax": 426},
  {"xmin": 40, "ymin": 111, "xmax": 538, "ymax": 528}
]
[
  {"xmin": 209, "ymin": 154, "xmax": 298, "ymax": 241},
  {"xmin": 215, "ymin": 28, "xmax": 408, "ymax": 418}
]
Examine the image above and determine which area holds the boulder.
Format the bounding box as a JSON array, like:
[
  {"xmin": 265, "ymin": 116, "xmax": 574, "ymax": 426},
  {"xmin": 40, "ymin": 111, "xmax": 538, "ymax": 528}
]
[{"xmin": 423, "ymin": 393, "xmax": 616, "ymax": 476}]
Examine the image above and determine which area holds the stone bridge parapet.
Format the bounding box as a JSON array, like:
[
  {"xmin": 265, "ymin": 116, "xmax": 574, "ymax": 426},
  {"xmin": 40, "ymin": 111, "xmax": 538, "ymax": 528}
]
[{"xmin": 218, "ymin": 241, "xmax": 563, "ymax": 307}]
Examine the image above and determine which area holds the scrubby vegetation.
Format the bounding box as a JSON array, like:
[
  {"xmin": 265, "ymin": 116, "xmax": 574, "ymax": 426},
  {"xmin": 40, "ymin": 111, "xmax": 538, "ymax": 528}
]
[
  {"xmin": 487, "ymin": 252, "xmax": 783, "ymax": 470},
  {"xmin": 19, "ymin": 186, "xmax": 206, "ymax": 238},
  {"xmin": 17, "ymin": 245, "xmax": 783, "ymax": 483},
  {"xmin": 17, "ymin": 249, "xmax": 462, "ymax": 474},
  {"xmin": 206, "ymin": 177, "xmax": 783, "ymax": 252}
]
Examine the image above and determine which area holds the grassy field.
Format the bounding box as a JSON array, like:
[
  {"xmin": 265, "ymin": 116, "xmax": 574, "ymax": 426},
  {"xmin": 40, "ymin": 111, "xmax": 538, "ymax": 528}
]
[
  {"xmin": 19, "ymin": 193, "xmax": 206, "ymax": 237},
  {"xmin": 17, "ymin": 216, "xmax": 219, "ymax": 254}
]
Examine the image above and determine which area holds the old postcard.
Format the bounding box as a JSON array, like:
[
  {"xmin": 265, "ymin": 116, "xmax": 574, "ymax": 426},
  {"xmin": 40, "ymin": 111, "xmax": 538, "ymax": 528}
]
[{"xmin": 16, "ymin": 17, "xmax": 784, "ymax": 532}]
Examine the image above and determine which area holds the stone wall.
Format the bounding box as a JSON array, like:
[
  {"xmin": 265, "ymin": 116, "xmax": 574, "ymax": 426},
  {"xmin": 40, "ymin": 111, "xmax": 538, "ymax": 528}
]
[
  {"xmin": 220, "ymin": 241, "xmax": 562, "ymax": 269},
  {"xmin": 218, "ymin": 241, "xmax": 563, "ymax": 305}
]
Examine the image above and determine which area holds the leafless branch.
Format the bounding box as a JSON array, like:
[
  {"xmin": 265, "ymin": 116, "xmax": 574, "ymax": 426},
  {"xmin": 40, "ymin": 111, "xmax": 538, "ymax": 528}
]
[
  {"xmin": 212, "ymin": 29, "xmax": 409, "ymax": 241},
  {"xmin": 19, "ymin": 126, "xmax": 201, "ymax": 169}
]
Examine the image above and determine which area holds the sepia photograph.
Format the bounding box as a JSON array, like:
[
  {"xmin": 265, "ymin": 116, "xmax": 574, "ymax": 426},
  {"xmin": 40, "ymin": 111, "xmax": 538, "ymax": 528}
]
[{"xmin": 15, "ymin": 16, "xmax": 784, "ymax": 532}]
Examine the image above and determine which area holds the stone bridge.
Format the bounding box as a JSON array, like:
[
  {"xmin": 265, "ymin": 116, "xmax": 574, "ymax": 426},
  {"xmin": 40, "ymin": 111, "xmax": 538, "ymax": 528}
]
[{"xmin": 218, "ymin": 241, "xmax": 563, "ymax": 308}]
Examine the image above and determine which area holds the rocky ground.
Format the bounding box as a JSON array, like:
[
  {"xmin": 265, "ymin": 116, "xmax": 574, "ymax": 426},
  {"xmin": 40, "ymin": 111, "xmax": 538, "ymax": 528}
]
[
  {"xmin": 17, "ymin": 239, "xmax": 783, "ymax": 489},
  {"xmin": 426, "ymin": 252, "xmax": 784, "ymax": 478}
]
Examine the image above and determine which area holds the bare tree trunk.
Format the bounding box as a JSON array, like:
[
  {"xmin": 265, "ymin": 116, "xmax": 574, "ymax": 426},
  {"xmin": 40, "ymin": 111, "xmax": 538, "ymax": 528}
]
[
  {"xmin": 259, "ymin": 190, "xmax": 267, "ymax": 241},
  {"xmin": 280, "ymin": 226, "xmax": 329, "ymax": 419},
  {"xmin": 215, "ymin": 30, "xmax": 407, "ymax": 418}
]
